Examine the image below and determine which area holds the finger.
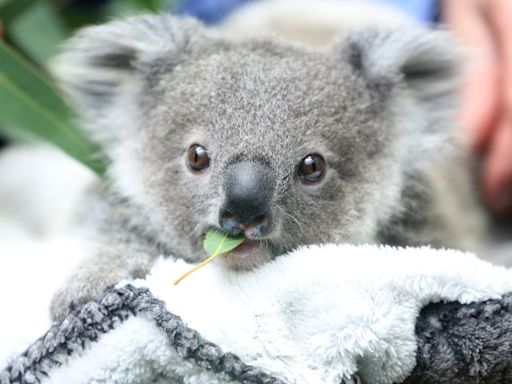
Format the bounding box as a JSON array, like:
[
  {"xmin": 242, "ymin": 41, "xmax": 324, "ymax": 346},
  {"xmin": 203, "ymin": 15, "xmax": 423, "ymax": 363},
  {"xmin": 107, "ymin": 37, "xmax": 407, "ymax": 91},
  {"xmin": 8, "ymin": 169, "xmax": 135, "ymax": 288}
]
[
  {"xmin": 480, "ymin": 0, "xmax": 512, "ymax": 215},
  {"xmin": 458, "ymin": 50, "xmax": 501, "ymax": 152},
  {"xmin": 442, "ymin": 0, "xmax": 501, "ymax": 151},
  {"xmin": 488, "ymin": 0, "xmax": 512, "ymax": 109},
  {"xmin": 482, "ymin": 115, "xmax": 512, "ymax": 214}
]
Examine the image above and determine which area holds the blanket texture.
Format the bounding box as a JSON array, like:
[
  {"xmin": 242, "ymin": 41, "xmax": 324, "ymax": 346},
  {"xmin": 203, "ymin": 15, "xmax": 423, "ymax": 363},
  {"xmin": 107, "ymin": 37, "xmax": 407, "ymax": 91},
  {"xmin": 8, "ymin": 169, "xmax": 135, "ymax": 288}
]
[{"xmin": 3, "ymin": 244, "xmax": 512, "ymax": 384}]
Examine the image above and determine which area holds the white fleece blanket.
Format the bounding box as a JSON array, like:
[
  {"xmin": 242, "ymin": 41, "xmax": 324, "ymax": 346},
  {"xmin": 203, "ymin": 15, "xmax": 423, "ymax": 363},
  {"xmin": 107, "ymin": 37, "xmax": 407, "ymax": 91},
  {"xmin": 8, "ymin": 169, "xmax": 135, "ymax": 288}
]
[
  {"xmin": 133, "ymin": 245, "xmax": 512, "ymax": 384},
  {"xmin": 4, "ymin": 244, "xmax": 512, "ymax": 384}
]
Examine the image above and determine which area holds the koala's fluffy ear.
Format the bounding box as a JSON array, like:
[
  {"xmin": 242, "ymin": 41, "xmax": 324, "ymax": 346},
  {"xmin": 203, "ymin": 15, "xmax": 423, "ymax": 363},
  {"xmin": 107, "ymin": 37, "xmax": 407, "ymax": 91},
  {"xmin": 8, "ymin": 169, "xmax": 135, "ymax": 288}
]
[
  {"xmin": 337, "ymin": 27, "xmax": 459, "ymax": 106},
  {"xmin": 52, "ymin": 15, "xmax": 204, "ymax": 133},
  {"xmin": 335, "ymin": 27, "xmax": 461, "ymax": 167}
]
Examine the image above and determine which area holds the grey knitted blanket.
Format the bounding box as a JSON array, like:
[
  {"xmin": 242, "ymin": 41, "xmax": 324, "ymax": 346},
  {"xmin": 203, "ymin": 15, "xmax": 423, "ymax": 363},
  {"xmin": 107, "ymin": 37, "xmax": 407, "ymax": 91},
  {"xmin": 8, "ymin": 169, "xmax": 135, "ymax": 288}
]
[{"xmin": 2, "ymin": 244, "xmax": 512, "ymax": 384}]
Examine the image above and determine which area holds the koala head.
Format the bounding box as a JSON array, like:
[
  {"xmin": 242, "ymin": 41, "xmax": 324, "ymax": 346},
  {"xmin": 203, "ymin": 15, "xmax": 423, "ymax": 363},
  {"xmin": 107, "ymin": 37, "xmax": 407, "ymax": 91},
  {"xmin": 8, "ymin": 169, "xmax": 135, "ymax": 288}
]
[{"xmin": 54, "ymin": 15, "xmax": 459, "ymax": 269}]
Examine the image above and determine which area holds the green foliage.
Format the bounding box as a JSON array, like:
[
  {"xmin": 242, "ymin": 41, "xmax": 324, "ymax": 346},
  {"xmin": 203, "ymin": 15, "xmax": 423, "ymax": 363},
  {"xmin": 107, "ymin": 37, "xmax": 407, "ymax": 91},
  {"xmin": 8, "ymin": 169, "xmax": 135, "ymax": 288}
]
[
  {"xmin": 107, "ymin": 0, "xmax": 174, "ymax": 15},
  {"xmin": 9, "ymin": 1, "xmax": 69, "ymax": 65},
  {"xmin": 0, "ymin": 0, "xmax": 176, "ymax": 174},
  {"xmin": 0, "ymin": 40, "xmax": 107, "ymax": 174}
]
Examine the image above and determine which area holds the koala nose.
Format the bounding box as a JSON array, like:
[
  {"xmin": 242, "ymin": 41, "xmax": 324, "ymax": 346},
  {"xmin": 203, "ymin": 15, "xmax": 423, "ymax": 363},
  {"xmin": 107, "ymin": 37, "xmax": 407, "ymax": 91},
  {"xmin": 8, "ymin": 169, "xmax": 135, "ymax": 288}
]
[{"xmin": 219, "ymin": 161, "xmax": 274, "ymax": 238}]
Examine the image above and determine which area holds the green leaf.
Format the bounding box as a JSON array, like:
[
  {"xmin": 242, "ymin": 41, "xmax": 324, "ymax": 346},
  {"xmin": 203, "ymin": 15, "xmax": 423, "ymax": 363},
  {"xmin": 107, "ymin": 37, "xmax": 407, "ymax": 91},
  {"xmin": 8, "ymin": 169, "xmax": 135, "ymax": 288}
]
[
  {"xmin": 203, "ymin": 229, "xmax": 246, "ymax": 256},
  {"xmin": 8, "ymin": 1, "xmax": 69, "ymax": 66},
  {"xmin": 0, "ymin": 41, "xmax": 107, "ymax": 174},
  {"xmin": 0, "ymin": 0, "xmax": 36, "ymax": 20},
  {"xmin": 173, "ymin": 230, "xmax": 246, "ymax": 285}
]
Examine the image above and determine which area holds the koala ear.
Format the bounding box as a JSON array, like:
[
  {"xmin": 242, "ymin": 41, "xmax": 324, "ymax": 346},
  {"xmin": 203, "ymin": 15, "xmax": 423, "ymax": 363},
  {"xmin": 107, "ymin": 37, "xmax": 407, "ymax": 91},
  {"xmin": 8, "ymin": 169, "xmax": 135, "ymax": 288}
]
[
  {"xmin": 335, "ymin": 27, "xmax": 461, "ymax": 167},
  {"xmin": 337, "ymin": 27, "xmax": 460, "ymax": 105},
  {"xmin": 52, "ymin": 15, "xmax": 204, "ymax": 123}
]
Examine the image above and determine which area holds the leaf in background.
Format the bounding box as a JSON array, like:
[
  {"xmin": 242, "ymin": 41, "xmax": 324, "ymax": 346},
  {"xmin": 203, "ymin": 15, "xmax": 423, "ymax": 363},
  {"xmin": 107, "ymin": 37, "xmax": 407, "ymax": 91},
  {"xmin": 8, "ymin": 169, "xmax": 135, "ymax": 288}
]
[
  {"xmin": 0, "ymin": 122, "xmax": 38, "ymax": 144},
  {"xmin": 0, "ymin": 0, "xmax": 35, "ymax": 20},
  {"xmin": 107, "ymin": 0, "xmax": 174, "ymax": 17},
  {"xmin": 141, "ymin": 0, "xmax": 176, "ymax": 12},
  {"xmin": 8, "ymin": 0, "xmax": 69, "ymax": 66},
  {"xmin": 106, "ymin": 0, "xmax": 151, "ymax": 17},
  {"xmin": 0, "ymin": 41, "xmax": 107, "ymax": 174}
]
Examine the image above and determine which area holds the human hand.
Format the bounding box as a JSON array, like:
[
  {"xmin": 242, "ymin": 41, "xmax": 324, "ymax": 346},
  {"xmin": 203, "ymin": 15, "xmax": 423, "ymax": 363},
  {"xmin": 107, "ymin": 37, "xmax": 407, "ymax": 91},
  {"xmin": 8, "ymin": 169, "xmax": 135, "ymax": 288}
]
[{"xmin": 443, "ymin": 0, "xmax": 512, "ymax": 215}]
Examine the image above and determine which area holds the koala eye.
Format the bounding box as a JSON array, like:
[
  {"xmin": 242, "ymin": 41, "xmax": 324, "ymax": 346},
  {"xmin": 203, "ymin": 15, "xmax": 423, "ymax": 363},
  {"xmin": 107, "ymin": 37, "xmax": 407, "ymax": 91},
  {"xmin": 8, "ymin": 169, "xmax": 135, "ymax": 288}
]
[
  {"xmin": 187, "ymin": 144, "xmax": 210, "ymax": 172},
  {"xmin": 298, "ymin": 154, "xmax": 326, "ymax": 184}
]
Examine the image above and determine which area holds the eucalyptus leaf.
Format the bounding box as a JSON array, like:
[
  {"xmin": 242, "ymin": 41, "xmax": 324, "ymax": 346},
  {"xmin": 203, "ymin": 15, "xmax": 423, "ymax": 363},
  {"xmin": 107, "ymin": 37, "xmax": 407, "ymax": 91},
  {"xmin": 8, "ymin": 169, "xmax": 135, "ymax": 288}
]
[
  {"xmin": 9, "ymin": 1, "xmax": 69, "ymax": 66},
  {"xmin": 203, "ymin": 229, "xmax": 246, "ymax": 256},
  {"xmin": 0, "ymin": 0, "xmax": 36, "ymax": 20},
  {"xmin": 173, "ymin": 230, "xmax": 246, "ymax": 285},
  {"xmin": 0, "ymin": 41, "xmax": 107, "ymax": 174}
]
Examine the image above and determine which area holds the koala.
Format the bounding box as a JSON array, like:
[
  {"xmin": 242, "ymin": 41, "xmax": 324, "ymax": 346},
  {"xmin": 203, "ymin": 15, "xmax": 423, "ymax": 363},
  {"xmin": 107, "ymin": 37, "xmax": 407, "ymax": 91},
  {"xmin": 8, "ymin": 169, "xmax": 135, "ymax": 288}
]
[{"xmin": 49, "ymin": 14, "xmax": 485, "ymax": 320}]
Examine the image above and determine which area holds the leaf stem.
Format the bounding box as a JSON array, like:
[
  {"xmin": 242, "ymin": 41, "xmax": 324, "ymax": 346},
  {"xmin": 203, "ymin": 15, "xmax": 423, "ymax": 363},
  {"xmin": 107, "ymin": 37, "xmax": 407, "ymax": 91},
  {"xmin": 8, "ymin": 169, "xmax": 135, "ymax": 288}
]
[{"xmin": 173, "ymin": 234, "xmax": 228, "ymax": 285}]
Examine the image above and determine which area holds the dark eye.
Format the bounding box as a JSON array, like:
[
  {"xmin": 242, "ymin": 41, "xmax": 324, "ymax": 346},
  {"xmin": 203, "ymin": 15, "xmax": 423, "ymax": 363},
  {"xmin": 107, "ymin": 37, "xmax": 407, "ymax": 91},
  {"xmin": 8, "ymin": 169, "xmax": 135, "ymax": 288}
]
[
  {"xmin": 298, "ymin": 154, "xmax": 326, "ymax": 183},
  {"xmin": 187, "ymin": 144, "xmax": 210, "ymax": 172}
]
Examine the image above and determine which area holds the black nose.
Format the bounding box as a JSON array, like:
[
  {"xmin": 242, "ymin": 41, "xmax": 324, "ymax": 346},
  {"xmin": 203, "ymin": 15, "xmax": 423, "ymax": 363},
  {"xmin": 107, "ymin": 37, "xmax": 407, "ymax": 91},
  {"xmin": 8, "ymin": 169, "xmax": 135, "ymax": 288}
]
[{"xmin": 219, "ymin": 161, "xmax": 274, "ymax": 238}]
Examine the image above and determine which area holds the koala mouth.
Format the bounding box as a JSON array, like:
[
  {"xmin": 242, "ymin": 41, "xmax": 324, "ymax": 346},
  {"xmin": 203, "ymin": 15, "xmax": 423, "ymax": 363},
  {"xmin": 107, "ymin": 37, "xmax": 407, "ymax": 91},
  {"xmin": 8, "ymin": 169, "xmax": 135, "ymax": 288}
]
[{"xmin": 220, "ymin": 239, "xmax": 273, "ymax": 271}]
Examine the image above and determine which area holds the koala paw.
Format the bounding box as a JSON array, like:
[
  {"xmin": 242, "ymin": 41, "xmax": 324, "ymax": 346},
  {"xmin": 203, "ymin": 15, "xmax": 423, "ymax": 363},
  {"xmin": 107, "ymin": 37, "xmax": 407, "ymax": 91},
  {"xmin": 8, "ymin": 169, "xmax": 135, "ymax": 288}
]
[
  {"xmin": 49, "ymin": 252, "xmax": 153, "ymax": 321},
  {"xmin": 49, "ymin": 277, "xmax": 114, "ymax": 322}
]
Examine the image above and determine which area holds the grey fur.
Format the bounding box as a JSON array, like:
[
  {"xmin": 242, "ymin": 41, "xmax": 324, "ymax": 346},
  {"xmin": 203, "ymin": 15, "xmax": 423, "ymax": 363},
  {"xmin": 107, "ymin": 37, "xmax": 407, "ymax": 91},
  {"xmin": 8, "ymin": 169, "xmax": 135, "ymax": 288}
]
[{"xmin": 50, "ymin": 14, "xmax": 483, "ymax": 319}]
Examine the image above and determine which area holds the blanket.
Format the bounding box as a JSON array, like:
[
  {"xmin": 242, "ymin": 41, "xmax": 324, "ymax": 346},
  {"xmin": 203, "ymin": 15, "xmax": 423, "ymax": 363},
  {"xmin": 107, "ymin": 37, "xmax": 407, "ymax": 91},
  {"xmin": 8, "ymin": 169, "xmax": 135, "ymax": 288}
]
[{"xmin": 3, "ymin": 244, "xmax": 512, "ymax": 384}]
